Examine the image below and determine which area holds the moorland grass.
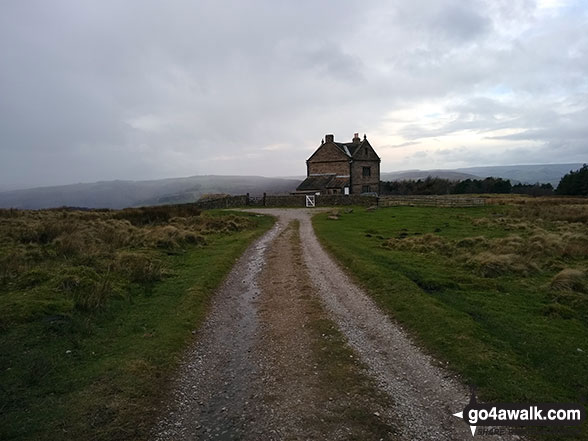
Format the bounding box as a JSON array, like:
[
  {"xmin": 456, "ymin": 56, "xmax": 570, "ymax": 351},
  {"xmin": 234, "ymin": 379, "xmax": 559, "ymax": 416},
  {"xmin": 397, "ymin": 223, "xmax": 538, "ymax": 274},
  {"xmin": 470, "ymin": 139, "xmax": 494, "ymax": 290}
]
[
  {"xmin": 314, "ymin": 202, "xmax": 588, "ymax": 440},
  {"xmin": 0, "ymin": 207, "xmax": 273, "ymax": 441}
]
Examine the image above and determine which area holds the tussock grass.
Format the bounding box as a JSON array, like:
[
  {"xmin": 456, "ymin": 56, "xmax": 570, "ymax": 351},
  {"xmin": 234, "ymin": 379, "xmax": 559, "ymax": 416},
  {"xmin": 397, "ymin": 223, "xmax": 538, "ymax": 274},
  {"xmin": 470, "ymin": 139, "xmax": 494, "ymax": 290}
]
[
  {"xmin": 0, "ymin": 209, "xmax": 252, "ymax": 288},
  {"xmin": 114, "ymin": 251, "xmax": 165, "ymax": 283},
  {"xmin": 456, "ymin": 235, "xmax": 488, "ymax": 248},
  {"xmin": 382, "ymin": 204, "xmax": 588, "ymax": 279},
  {"xmin": 0, "ymin": 206, "xmax": 273, "ymax": 441},
  {"xmin": 0, "ymin": 207, "xmax": 255, "ymax": 315},
  {"xmin": 469, "ymin": 252, "xmax": 535, "ymax": 277},
  {"xmin": 56, "ymin": 267, "xmax": 116, "ymax": 311},
  {"xmin": 385, "ymin": 233, "xmax": 452, "ymax": 254},
  {"xmin": 314, "ymin": 201, "xmax": 588, "ymax": 440},
  {"xmin": 114, "ymin": 204, "xmax": 202, "ymax": 226},
  {"xmin": 550, "ymin": 269, "xmax": 586, "ymax": 292},
  {"xmin": 547, "ymin": 269, "xmax": 587, "ymax": 322}
]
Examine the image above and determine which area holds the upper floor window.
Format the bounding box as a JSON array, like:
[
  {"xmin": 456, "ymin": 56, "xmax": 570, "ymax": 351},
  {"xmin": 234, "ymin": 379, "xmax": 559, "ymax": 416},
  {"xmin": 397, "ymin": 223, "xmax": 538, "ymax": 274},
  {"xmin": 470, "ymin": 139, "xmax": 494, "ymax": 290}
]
[
  {"xmin": 362, "ymin": 166, "xmax": 371, "ymax": 177},
  {"xmin": 365, "ymin": 147, "xmax": 368, "ymax": 156}
]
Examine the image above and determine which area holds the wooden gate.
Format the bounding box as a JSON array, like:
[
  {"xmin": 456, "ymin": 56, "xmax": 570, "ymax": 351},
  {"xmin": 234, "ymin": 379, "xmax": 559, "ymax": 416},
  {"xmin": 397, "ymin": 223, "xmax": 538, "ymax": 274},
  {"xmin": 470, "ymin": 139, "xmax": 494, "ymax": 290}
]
[{"xmin": 305, "ymin": 195, "xmax": 316, "ymax": 208}]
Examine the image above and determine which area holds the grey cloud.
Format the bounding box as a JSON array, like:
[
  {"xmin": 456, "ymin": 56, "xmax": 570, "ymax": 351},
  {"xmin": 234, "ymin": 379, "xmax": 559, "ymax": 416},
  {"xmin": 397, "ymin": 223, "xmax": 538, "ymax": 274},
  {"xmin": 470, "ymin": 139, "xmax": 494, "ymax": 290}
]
[
  {"xmin": 381, "ymin": 141, "xmax": 421, "ymax": 149},
  {"xmin": 433, "ymin": 4, "xmax": 491, "ymax": 41},
  {"xmin": 0, "ymin": 0, "xmax": 587, "ymax": 189}
]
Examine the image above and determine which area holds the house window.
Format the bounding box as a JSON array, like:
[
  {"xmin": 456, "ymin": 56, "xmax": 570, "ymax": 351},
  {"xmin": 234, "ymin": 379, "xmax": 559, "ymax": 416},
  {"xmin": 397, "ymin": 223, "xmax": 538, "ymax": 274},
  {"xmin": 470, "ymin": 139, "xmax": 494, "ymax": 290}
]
[
  {"xmin": 365, "ymin": 147, "xmax": 368, "ymax": 156},
  {"xmin": 362, "ymin": 185, "xmax": 371, "ymax": 193},
  {"xmin": 362, "ymin": 166, "xmax": 371, "ymax": 177}
]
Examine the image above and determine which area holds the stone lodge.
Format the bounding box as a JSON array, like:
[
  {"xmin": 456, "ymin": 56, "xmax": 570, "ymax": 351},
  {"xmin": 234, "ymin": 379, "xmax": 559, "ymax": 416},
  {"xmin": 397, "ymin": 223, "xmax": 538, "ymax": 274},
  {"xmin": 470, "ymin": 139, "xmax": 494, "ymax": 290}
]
[{"xmin": 295, "ymin": 133, "xmax": 381, "ymax": 195}]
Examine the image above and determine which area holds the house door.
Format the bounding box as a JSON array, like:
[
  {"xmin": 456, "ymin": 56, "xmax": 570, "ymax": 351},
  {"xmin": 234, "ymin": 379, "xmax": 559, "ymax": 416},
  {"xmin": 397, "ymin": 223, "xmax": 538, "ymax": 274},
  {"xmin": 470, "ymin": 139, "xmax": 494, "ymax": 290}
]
[{"xmin": 305, "ymin": 195, "xmax": 316, "ymax": 208}]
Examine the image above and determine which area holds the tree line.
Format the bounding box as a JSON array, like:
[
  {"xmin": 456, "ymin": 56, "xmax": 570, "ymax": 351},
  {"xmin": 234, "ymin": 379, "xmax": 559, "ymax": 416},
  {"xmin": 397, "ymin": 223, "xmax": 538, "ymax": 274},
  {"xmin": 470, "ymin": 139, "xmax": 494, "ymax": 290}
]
[
  {"xmin": 555, "ymin": 164, "xmax": 588, "ymax": 196},
  {"xmin": 379, "ymin": 165, "xmax": 587, "ymax": 196}
]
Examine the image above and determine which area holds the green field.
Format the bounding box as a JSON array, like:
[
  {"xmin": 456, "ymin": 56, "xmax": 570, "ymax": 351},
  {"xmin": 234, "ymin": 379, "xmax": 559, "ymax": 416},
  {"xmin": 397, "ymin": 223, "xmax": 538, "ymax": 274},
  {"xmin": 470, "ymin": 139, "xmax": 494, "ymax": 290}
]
[
  {"xmin": 0, "ymin": 206, "xmax": 273, "ymax": 441},
  {"xmin": 314, "ymin": 202, "xmax": 588, "ymax": 439}
]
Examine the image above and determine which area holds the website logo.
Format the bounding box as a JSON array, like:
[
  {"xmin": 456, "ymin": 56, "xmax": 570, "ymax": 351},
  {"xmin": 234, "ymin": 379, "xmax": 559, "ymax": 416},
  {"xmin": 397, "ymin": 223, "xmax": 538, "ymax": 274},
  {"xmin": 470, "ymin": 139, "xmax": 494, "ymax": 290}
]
[{"xmin": 453, "ymin": 391, "xmax": 585, "ymax": 436}]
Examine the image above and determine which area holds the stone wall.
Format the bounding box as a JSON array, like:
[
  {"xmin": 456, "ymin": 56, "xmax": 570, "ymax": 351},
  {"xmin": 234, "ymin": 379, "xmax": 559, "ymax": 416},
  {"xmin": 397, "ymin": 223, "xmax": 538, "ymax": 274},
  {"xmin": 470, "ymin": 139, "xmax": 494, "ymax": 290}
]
[
  {"xmin": 194, "ymin": 195, "xmax": 248, "ymax": 210},
  {"xmin": 193, "ymin": 194, "xmax": 484, "ymax": 210},
  {"xmin": 315, "ymin": 194, "xmax": 377, "ymax": 207},
  {"xmin": 379, "ymin": 195, "xmax": 485, "ymax": 207},
  {"xmin": 264, "ymin": 195, "xmax": 307, "ymax": 207}
]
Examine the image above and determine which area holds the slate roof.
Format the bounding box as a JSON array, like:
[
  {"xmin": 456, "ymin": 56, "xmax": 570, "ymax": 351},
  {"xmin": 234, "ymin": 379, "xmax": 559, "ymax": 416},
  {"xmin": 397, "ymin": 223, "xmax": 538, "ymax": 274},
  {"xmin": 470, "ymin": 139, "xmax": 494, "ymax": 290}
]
[
  {"xmin": 296, "ymin": 174, "xmax": 350, "ymax": 192},
  {"xmin": 334, "ymin": 141, "xmax": 363, "ymax": 157}
]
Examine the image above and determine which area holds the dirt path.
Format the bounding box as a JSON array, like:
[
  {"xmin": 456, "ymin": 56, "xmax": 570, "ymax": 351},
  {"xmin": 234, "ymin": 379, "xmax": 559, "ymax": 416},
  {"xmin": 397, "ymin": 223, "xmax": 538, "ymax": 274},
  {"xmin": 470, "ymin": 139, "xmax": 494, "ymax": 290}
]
[{"xmin": 153, "ymin": 209, "xmax": 519, "ymax": 441}]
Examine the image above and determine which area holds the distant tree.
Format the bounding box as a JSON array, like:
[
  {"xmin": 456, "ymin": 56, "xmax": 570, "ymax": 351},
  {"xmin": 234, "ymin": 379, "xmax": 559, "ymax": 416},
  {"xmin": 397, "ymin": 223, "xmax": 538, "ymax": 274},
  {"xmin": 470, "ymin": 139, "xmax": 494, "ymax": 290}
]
[
  {"xmin": 556, "ymin": 164, "xmax": 588, "ymax": 196},
  {"xmin": 488, "ymin": 177, "xmax": 512, "ymax": 194},
  {"xmin": 380, "ymin": 177, "xmax": 455, "ymax": 195},
  {"xmin": 380, "ymin": 176, "xmax": 563, "ymax": 196},
  {"xmin": 452, "ymin": 177, "xmax": 511, "ymax": 194},
  {"xmin": 512, "ymin": 182, "xmax": 554, "ymax": 196}
]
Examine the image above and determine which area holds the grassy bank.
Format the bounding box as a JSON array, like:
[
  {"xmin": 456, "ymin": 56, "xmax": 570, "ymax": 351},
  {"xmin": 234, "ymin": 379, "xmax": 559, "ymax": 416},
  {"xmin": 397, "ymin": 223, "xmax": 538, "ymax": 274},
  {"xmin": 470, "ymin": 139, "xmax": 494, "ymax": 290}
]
[
  {"xmin": 0, "ymin": 206, "xmax": 273, "ymax": 441},
  {"xmin": 313, "ymin": 202, "xmax": 588, "ymax": 439}
]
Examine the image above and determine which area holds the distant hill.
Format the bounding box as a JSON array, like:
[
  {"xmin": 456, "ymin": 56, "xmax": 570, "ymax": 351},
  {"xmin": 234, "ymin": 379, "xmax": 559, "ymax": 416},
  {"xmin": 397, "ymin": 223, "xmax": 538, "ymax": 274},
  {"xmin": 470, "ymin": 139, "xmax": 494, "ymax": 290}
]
[
  {"xmin": 0, "ymin": 175, "xmax": 301, "ymax": 209},
  {"xmin": 381, "ymin": 170, "xmax": 480, "ymax": 182},
  {"xmin": 381, "ymin": 163, "xmax": 583, "ymax": 187},
  {"xmin": 1, "ymin": 163, "xmax": 582, "ymax": 209},
  {"xmin": 454, "ymin": 164, "xmax": 583, "ymax": 187}
]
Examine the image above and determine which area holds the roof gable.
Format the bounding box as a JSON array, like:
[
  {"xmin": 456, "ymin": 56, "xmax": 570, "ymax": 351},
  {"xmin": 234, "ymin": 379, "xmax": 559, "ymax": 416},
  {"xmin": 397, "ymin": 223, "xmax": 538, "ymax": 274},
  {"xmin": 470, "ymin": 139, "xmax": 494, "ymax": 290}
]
[
  {"xmin": 351, "ymin": 139, "xmax": 380, "ymax": 160},
  {"xmin": 307, "ymin": 141, "xmax": 350, "ymax": 162}
]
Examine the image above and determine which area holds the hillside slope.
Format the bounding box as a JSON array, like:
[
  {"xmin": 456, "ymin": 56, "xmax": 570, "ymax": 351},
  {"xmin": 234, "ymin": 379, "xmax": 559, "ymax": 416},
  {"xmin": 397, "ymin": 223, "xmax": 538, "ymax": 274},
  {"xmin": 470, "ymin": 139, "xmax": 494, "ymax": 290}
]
[{"xmin": 0, "ymin": 176, "xmax": 301, "ymax": 209}]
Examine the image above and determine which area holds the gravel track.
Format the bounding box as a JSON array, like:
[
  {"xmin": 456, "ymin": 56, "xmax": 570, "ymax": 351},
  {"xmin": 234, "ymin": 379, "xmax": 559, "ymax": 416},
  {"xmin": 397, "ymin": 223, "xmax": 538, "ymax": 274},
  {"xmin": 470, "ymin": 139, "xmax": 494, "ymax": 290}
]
[
  {"xmin": 152, "ymin": 221, "xmax": 280, "ymax": 440},
  {"xmin": 153, "ymin": 208, "xmax": 521, "ymax": 440}
]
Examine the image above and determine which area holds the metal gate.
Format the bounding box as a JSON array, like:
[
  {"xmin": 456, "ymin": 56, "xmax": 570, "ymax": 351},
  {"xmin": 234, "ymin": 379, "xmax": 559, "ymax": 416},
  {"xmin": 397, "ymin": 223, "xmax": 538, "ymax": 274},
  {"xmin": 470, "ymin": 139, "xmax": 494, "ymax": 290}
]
[
  {"xmin": 248, "ymin": 196, "xmax": 264, "ymax": 206},
  {"xmin": 305, "ymin": 195, "xmax": 315, "ymax": 208}
]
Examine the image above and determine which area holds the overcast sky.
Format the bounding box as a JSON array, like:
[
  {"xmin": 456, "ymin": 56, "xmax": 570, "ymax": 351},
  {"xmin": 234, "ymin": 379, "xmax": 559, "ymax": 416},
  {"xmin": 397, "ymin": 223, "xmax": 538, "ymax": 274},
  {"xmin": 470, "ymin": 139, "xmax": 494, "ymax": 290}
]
[{"xmin": 1, "ymin": 0, "xmax": 587, "ymax": 190}]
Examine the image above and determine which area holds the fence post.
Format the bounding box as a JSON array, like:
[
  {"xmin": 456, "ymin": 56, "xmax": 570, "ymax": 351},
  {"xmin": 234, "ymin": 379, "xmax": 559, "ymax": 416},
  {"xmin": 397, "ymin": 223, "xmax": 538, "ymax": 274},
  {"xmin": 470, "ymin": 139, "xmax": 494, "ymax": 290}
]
[{"xmin": 263, "ymin": 192, "xmax": 266, "ymax": 206}]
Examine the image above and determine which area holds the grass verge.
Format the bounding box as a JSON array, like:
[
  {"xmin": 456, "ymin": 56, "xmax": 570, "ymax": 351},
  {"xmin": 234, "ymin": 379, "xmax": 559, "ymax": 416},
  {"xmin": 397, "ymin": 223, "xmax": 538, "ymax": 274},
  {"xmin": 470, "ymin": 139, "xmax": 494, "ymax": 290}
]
[
  {"xmin": 0, "ymin": 207, "xmax": 274, "ymax": 441},
  {"xmin": 313, "ymin": 203, "xmax": 588, "ymax": 440}
]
